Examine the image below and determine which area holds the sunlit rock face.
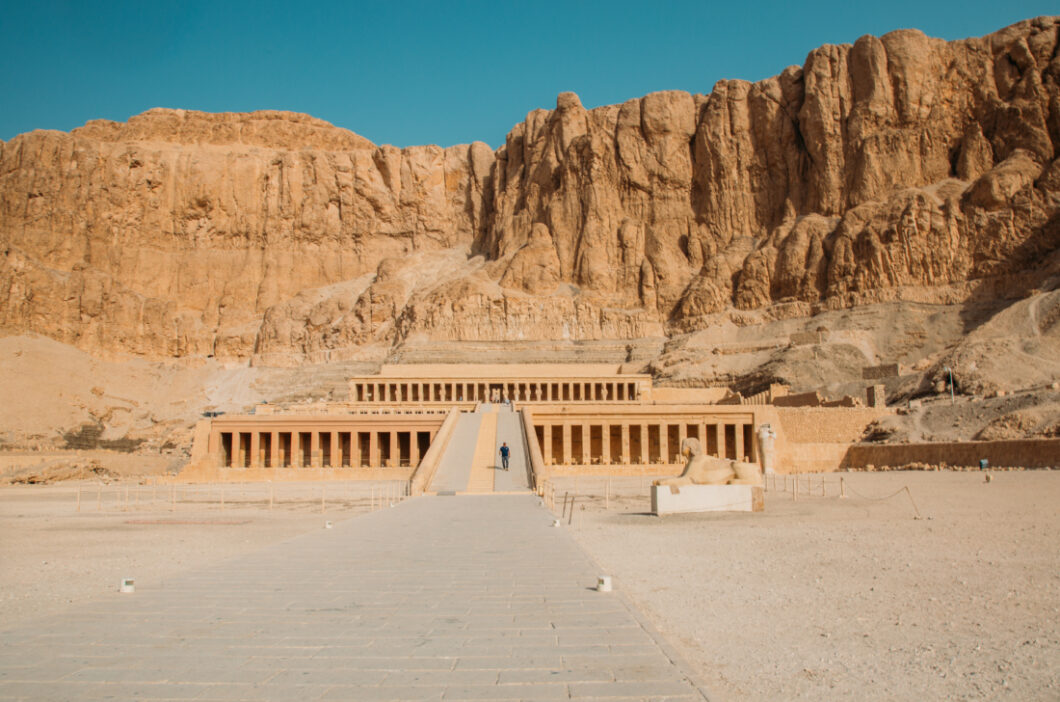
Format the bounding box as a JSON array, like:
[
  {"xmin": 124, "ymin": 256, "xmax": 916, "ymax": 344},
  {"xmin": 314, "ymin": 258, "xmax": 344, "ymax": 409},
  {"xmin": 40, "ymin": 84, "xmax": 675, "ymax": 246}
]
[{"xmin": 2, "ymin": 17, "xmax": 1058, "ymax": 363}]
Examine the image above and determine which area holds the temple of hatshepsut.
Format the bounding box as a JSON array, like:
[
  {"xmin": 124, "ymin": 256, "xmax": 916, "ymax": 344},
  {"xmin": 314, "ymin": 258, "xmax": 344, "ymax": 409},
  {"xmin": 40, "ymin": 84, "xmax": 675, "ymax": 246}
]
[{"xmin": 189, "ymin": 363, "xmax": 895, "ymax": 491}]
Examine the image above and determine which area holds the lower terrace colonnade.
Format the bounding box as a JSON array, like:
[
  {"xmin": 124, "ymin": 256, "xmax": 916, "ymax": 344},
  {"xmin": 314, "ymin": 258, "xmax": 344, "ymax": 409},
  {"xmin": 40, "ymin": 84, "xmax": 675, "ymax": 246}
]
[
  {"xmin": 532, "ymin": 416, "xmax": 756, "ymax": 466},
  {"xmin": 210, "ymin": 416, "xmax": 444, "ymax": 470}
]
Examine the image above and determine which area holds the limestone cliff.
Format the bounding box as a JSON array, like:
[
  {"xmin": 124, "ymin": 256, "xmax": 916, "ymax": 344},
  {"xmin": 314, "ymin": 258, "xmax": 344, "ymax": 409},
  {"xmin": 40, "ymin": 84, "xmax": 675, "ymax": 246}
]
[{"xmin": 1, "ymin": 17, "xmax": 1059, "ymax": 363}]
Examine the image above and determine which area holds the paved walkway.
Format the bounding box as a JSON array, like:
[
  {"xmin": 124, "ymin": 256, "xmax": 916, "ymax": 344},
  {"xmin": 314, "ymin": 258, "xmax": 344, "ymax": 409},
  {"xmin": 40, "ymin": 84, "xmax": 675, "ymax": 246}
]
[{"xmin": 0, "ymin": 496, "xmax": 707, "ymax": 701}]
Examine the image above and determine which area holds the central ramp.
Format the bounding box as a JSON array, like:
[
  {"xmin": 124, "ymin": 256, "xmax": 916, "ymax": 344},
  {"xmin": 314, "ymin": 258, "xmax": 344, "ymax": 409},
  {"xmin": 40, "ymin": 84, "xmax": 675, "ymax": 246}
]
[{"xmin": 429, "ymin": 405, "xmax": 533, "ymax": 494}]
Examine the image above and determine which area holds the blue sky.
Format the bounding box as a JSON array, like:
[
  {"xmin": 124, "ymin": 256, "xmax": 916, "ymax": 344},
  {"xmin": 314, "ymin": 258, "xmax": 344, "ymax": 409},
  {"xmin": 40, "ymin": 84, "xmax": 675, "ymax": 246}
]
[{"xmin": 0, "ymin": 1, "xmax": 1055, "ymax": 148}]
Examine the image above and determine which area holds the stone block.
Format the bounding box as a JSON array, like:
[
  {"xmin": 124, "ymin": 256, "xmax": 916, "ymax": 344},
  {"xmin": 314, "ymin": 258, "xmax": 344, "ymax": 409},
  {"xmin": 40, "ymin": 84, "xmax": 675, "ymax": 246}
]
[
  {"xmin": 863, "ymin": 363, "xmax": 900, "ymax": 380},
  {"xmin": 650, "ymin": 484, "xmax": 763, "ymax": 515}
]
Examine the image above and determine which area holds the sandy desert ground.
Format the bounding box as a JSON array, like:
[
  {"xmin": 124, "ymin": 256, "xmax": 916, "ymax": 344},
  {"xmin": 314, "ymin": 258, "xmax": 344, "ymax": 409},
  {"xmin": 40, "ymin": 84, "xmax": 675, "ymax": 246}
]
[
  {"xmin": 1, "ymin": 472, "xmax": 1058, "ymax": 701},
  {"xmin": 558, "ymin": 471, "xmax": 1060, "ymax": 701}
]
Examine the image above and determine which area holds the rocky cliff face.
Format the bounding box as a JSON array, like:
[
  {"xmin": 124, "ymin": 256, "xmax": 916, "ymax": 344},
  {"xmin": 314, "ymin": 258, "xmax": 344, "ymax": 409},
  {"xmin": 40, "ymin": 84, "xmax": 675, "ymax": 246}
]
[{"xmin": 2, "ymin": 17, "xmax": 1059, "ymax": 364}]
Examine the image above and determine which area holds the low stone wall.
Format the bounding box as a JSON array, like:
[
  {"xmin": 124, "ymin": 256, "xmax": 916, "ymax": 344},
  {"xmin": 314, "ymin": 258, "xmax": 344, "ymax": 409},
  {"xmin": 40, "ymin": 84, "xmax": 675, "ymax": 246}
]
[{"xmin": 842, "ymin": 439, "xmax": 1060, "ymax": 469}]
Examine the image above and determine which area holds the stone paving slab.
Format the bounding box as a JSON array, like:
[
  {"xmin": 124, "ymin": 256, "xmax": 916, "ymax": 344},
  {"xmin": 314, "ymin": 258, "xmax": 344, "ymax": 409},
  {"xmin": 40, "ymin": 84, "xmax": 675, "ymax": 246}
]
[{"xmin": 0, "ymin": 495, "xmax": 707, "ymax": 701}]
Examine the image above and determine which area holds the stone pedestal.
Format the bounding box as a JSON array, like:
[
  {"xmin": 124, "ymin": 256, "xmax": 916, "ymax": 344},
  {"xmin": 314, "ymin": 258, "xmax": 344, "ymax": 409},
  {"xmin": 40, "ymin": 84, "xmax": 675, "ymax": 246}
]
[{"xmin": 651, "ymin": 484, "xmax": 764, "ymax": 515}]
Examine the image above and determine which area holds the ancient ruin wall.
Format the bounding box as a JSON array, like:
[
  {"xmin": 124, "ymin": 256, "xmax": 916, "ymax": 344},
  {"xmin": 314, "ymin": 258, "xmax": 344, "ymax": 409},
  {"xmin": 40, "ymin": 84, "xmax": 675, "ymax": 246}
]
[
  {"xmin": 842, "ymin": 439, "xmax": 1060, "ymax": 469},
  {"xmin": 1, "ymin": 17, "xmax": 1058, "ymax": 361}
]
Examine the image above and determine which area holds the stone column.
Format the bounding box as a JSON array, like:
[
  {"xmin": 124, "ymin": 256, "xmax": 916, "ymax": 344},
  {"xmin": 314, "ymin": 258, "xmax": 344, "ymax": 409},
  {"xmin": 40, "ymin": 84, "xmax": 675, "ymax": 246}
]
[
  {"xmin": 640, "ymin": 425, "xmax": 650, "ymax": 464},
  {"xmin": 620, "ymin": 423, "xmax": 630, "ymax": 464},
  {"xmin": 581, "ymin": 423, "xmax": 591, "ymax": 465},
  {"xmin": 410, "ymin": 431, "xmax": 421, "ymax": 467},
  {"xmin": 601, "ymin": 422, "xmax": 611, "ymax": 465},
  {"xmin": 715, "ymin": 423, "xmax": 726, "ymax": 459},
  {"xmin": 269, "ymin": 431, "xmax": 279, "ymax": 469},
  {"xmin": 659, "ymin": 424, "xmax": 669, "ymax": 465},
  {"xmin": 351, "ymin": 431, "xmax": 360, "ymax": 468},
  {"xmin": 308, "ymin": 432, "xmax": 319, "ymax": 468},
  {"xmin": 248, "ymin": 432, "xmax": 259, "ymax": 468},
  {"xmin": 369, "ymin": 431, "xmax": 380, "ymax": 468},
  {"xmin": 330, "ymin": 432, "xmax": 340, "ymax": 468},
  {"xmin": 542, "ymin": 425, "xmax": 552, "ymax": 465},
  {"xmin": 677, "ymin": 423, "xmax": 687, "ymax": 462},
  {"xmin": 390, "ymin": 431, "xmax": 399, "ymax": 467},
  {"xmin": 735, "ymin": 424, "xmax": 745, "ymax": 462},
  {"xmin": 562, "ymin": 424, "xmax": 572, "ymax": 465},
  {"xmin": 290, "ymin": 432, "xmax": 301, "ymax": 468}
]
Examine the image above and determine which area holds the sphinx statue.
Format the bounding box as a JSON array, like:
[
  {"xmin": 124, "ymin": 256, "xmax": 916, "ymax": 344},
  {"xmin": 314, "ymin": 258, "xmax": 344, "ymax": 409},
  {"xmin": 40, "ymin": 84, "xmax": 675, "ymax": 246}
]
[{"xmin": 654, "ymin": 437, "xmax": 763, "ymax": 488}]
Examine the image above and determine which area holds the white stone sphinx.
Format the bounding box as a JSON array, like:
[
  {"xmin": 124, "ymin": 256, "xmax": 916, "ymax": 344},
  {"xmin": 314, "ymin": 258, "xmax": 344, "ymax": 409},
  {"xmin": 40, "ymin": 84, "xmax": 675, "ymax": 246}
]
[
  {"xmin": 654, "ymin": 438, "xmax": 763, "ymax": 488},
  {"xmin": 651, "ymin": 438, "xmax": 763, "ymax": 514}
]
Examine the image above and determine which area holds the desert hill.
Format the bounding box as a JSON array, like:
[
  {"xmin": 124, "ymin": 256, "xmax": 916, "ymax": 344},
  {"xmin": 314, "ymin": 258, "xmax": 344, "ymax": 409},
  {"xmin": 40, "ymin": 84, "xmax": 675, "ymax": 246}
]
[{"xmin": 0, "ymin": 17, "xmax": 1059, "ymax": 454}]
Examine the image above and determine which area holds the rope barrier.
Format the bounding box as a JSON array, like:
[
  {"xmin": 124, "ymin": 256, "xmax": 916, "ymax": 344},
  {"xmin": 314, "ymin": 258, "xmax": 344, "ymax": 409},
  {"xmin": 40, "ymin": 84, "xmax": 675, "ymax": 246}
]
[{"xmin": 839, "ymin": 479, "xmax": 922, "ymax": 518}]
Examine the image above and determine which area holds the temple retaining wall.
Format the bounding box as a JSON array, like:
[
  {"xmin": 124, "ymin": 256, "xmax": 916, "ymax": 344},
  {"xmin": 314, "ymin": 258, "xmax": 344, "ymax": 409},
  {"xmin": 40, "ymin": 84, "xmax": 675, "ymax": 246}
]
[{"xmin": 842, "ymin": 439, "xmax": 1060, "ymax": 469}]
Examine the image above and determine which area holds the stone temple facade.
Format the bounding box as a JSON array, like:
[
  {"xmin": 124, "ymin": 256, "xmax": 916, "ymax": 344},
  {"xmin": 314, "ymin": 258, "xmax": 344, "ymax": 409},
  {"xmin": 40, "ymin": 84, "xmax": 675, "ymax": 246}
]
[{"xmin": 191, "ymin": 364, "xmax": 769, "ymax": 489}]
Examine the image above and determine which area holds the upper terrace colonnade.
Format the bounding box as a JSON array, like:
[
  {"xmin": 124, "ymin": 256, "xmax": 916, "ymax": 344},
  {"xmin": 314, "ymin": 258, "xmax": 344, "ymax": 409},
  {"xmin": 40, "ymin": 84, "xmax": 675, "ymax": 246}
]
[{"xmin": 348, "ymin": 364, "xmax": 651, "ymax": 404}]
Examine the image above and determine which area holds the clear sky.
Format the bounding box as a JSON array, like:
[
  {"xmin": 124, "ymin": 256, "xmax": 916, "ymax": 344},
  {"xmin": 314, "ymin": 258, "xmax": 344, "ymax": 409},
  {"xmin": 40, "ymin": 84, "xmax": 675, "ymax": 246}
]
[{"xmin": 0, "ymin": 0, "xmax": 1055, "ymax": 148}]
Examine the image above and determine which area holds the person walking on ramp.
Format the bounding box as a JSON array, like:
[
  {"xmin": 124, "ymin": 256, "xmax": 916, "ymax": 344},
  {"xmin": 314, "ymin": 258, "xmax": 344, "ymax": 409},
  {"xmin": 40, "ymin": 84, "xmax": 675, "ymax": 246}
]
[{"xmin": 499, "ymin": 442, "xmax": 510, "ymax": 471}]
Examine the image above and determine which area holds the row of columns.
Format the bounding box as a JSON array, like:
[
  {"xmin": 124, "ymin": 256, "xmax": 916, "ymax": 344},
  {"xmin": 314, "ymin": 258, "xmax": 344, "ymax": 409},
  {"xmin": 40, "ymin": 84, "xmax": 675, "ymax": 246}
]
[
  {"xmin": 220, "ymin": 429, "xmax": 433, "ymax": 469},
  {"xmin": 352, "ymin": 380, "xmax": 640, "ymax": 403},
  {"xmin": 538, "ymin": 421, "xmax": 753, "ymax": 466}
]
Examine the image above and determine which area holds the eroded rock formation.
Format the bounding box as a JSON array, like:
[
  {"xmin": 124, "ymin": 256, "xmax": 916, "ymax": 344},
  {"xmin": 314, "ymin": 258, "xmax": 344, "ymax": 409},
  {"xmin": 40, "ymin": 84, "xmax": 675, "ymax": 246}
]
[{"xmin": 2, "ymin": 17, "xmax": 1059, "ymax": 363}]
